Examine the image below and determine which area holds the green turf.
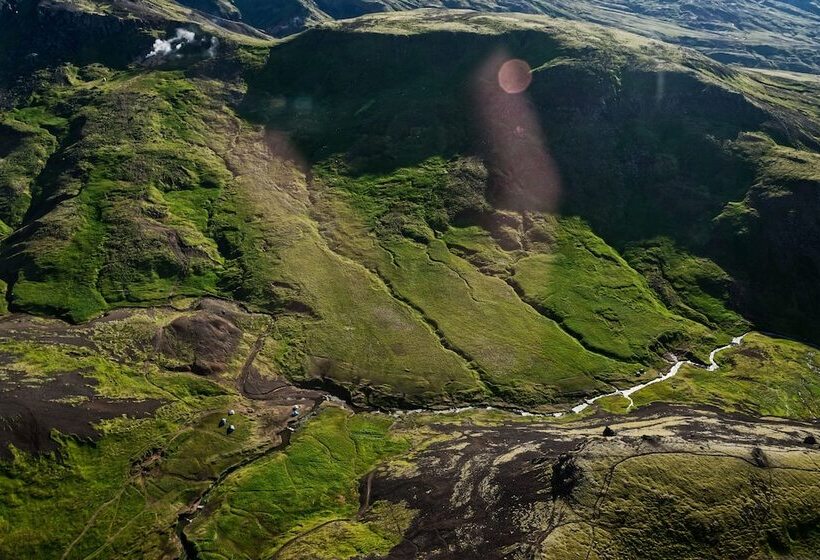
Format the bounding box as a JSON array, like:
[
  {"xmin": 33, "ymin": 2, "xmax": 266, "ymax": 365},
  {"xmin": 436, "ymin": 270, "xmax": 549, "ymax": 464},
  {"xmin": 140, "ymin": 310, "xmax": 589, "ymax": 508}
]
[
  {"xmin": 598, "ymin": 333, "xmax": 820, "ymax": 420},
  {"xmin": 209, "ymin": 130, "xmax": 487, "ymax": 407},
  {"xmin": 512, "ymin": 217, "xmax": 722, "ymax": 363},
  {"xmin": 0, "ymin": 331, "xmax": 260, "ymax": 559},
  {"xmin": 0, "ymin": 116, "xmax": 59, "ymax": 229},
  {"xmin": 311, "ymin": 172, "xmax": 642, "ymax": 405},
  {"xmin": 382, "ymin": 236, "xmax": 634, "ymax": 402},
  {"xmin": 624, "ymin": 238, "xmax": 750, "ymax": 333},
  {"xmin": 550, "ymin": 452, "xmax": 820, "ymax": 559},
  {"xmin": 185, "ymin": 406, "xmax": 410, "ymax": 560},
  {"xmin": 2, "ymin": 71, "xmax": 231, "ymax": 321}
]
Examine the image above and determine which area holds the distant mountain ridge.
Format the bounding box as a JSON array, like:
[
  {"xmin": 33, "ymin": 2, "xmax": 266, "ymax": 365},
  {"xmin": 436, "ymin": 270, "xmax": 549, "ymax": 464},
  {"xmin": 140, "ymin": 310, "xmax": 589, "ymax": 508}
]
[
  {"xmin": 2, "ymin": 0, "xmax": 818, "ymax": 75},
  {"xmin": 192, "ymin": 0, "xmax": 820, "ymax": 72}
]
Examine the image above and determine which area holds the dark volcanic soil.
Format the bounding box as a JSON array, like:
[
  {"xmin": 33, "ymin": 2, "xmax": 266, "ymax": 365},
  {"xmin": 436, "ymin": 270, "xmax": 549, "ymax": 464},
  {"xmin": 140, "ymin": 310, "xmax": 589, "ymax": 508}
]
[
  {"xmin": 0, "ymin": 299, "xmax": 330, "ymax": 460},
  {"xmin": 0, "ymin": 371, "xmax": 160, "ymax": 459},
  {"xmin": 370, "ymin": 406, "xmax": 820, "ymax": 559},
  {"xmin": 371, "ymin": 424, "xmax": 582, "ymax": 560}
]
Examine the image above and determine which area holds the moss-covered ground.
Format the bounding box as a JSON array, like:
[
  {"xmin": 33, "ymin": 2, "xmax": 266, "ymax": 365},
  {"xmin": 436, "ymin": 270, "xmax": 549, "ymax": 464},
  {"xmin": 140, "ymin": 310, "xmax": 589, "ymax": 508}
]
[
  {"xmin": 186, "ymin": 406, "xmax": 412, "ymax": 559},
  {"xmin": 512, "ymin": 217, "xmax": 722, "ymax": 363},
  {"xmin": 595, "ymin": 332, "xmax": 820, "ymax": 420},
  {"xmin": 0, "ymin": 335, "xmax": 242, "ymax": 559},
  {"xmin": 0, "ymin": 9, "xmax": 819, "ymax": 559},
  {"xmin": 643, "ymin": 333, "xmax": 820, "ymax": 419},
  {"xmin": 3, "ymin": 70, "xmax": 230, "ymax": 322},
  {"xmin": 543, "ymin": 450, "xmax": 820, "ymax": 559}
]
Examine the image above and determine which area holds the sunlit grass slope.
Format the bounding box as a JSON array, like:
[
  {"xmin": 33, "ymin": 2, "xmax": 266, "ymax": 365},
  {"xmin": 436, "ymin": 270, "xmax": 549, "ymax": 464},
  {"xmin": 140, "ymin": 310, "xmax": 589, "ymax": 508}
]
[{"xmin": 185, "ymin": 406, "xmax": 411, "ymax": 560}]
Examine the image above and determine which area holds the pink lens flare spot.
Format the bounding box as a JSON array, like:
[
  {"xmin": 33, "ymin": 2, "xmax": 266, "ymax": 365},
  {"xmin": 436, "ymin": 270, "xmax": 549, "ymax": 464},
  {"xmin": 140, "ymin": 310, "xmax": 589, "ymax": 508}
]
[{"xmin": 498, "ymin": 59, "xmax": 533, "ymax": 94}]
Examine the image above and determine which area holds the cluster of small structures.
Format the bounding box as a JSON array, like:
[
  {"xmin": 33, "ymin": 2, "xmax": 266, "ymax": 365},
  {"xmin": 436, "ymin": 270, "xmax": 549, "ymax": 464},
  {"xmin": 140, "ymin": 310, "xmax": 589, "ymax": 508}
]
[
  {"xmin": 218, "ymin": 409, "xmax": 236, "ymax": 434},
  {"xmin": 217, "ymin": 405, "xmax": 302, "ymax": 436}
]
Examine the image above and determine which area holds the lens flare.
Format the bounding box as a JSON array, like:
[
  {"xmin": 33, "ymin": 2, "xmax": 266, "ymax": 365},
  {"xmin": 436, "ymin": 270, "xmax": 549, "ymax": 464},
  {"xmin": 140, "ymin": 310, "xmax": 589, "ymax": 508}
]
[
  {"xmin": 473, "ymin": 51, "xmax": 561, "ymax": 213},
  {"xmin": 498, "ymin": 59, "xmax": 533, "ymax": 94}
]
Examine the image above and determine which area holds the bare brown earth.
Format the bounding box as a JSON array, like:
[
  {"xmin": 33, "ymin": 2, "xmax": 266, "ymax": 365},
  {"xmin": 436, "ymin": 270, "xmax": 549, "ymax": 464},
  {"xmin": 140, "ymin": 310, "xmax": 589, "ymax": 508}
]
[{"xmin": 155, "ymin": 312, "xmax": 243, "ymax": 375}]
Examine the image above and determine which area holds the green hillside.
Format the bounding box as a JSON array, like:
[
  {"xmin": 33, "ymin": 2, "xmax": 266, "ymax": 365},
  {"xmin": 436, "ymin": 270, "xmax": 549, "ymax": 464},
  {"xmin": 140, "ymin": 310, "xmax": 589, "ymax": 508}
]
[
  {"xmin": 1, "ymin": 9, "xmax": 819, "ymax": 407},
  {"xmin": 1, "ymin": 5, "xmax": 820, "ymax": 559}
]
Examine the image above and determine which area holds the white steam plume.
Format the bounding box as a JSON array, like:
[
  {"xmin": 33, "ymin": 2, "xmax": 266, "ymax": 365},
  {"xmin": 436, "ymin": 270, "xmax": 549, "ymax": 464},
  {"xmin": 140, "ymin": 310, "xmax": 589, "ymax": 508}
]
[
  {"xmin": 146, "ymin": 28, "xmax": 197, "ymax": 59},
  {"xmin": 207, "ymin": 37, "xmax": 219, "ymax": 58}
]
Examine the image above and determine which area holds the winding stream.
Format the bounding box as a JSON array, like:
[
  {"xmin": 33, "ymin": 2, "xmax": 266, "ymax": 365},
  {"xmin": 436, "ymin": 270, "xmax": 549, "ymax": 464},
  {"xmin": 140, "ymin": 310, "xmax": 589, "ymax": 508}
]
[
  {"xmin": 569, "ymin": 334, "xmax": 747, "ymax": 415},
  {"xmin": 174, "ymin": 334, "xmax": 748, "ymax": 556},
  {"xmin": 393, "ymin": 333, "xmax": 749, "ymax": 419}
]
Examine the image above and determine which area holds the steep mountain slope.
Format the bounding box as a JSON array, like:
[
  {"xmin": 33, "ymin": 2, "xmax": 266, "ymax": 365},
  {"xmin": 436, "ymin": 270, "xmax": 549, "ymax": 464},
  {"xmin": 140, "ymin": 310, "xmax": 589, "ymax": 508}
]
[
  {"xmin": 2, "ymin": 9, "xmax": 819, "ymax": 409},
  {"xmin": 241, "ymin": 10, "xmax": 820, "ymax": 343},
  {"xmin": 1, "ymin": 6, "xmax": 820, "ymax": 560}
]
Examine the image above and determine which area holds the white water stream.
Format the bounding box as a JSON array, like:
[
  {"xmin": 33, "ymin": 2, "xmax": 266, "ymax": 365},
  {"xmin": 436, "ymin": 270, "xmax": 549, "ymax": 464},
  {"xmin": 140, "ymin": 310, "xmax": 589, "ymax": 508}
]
[{"xmin": 393, "ymin": 334, "xmax": 748, "ymax": 419}]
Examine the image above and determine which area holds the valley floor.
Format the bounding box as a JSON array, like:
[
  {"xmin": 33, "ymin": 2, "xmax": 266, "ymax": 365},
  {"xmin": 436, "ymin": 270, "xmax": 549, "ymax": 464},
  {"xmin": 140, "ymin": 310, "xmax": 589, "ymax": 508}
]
[{"xmin": 0, "ymin": 301, "xmax": 819, "ymax": 559}]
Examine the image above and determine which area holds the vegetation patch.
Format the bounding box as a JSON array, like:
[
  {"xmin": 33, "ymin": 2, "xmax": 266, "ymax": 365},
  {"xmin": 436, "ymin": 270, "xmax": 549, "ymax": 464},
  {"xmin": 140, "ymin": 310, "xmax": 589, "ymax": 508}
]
[
  {"xmin": 576, "ymin": 453, "xmax": 820, "ymax": 559},
  {"xmin": 185, "ymin": 406, "xmax": 410, "ymax": 560},
  {"xmin": 625, "ymin": 238, "xmax": 749, "ymax": 333},
  {"xmin": 0, "ymin": 117, "xmax": 59, "ymax": 229},
  {"xmin": 275, "ymin": 500, "xmax": 416, "ymax": 560},
  {"xmin": 208, "ymin": 129, "xmax": 487, "ymax": 407},
  {"xmin": 513, "ymin": 217, "xmax": 722, "ymax": 363},
  {"xmin": 313, "ymin": 174, "xmax": 640, "ymax": 405},
  {"xmin": 3, "ymin": 71, "xmax": 230, "ymax": 322},
  {"xmin": 0, "ymin": 334, "xmax": 259, "ymax": 559},
  {"xmin": 621, "ymin": 333, "xmax": 820, "ymax": 420}
]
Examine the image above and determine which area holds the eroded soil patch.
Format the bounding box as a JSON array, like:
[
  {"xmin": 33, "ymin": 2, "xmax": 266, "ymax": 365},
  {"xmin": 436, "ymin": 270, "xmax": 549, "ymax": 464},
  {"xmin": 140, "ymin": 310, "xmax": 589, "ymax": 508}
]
[{"xmin": 0, "ymin": 371, "xmax": 160, "ymax": 458}]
